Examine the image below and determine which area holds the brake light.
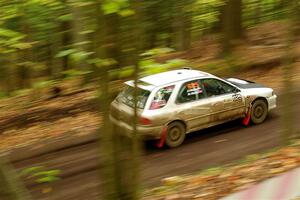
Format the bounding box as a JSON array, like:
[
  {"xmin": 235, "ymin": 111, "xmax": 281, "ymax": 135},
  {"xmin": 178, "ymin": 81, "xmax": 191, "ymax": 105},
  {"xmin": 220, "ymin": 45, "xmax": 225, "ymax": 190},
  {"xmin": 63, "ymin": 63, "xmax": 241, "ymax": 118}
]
[{"xmin": 140, "ymin": 117, "xmax": 152, "ymax": 125}]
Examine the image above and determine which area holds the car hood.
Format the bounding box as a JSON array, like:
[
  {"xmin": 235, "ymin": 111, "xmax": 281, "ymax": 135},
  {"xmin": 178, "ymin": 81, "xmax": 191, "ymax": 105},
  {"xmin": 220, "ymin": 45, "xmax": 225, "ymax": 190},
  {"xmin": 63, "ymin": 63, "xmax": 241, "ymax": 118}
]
[{"xmin": 226, "ymin": 78, "xmax": 265, "ymax": 89}]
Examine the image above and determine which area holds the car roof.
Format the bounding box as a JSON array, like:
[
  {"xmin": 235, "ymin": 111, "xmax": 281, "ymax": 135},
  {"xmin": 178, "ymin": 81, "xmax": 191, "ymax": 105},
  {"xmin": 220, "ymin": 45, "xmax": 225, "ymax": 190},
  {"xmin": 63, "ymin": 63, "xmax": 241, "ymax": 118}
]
[{"xmin": 139, "ymin": 69, "xmax": 212, "ymax": 86}]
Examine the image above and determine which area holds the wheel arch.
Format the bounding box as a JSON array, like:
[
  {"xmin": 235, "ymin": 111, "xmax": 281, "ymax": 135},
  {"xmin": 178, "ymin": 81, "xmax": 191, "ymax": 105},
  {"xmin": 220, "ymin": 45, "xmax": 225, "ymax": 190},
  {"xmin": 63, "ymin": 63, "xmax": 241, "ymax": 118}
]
[
  {"xmin": 251, "ymin": 97, "xmax": 268, "ymax": 109},
  {"xmin": 167, "ymin": 120, "xmax": 187, "ymax": 132}
]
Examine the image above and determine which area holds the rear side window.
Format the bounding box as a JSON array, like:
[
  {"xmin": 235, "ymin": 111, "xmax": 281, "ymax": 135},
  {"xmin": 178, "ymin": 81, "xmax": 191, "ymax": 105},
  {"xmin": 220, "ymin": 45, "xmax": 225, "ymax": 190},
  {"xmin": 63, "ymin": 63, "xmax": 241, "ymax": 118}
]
[
  {"xmin": 150, "ymin": 85, "xmax": 175, "ymax": 110},
  {"xmin": 177, "ymin": 80, "xmax": 205, "ymax": 103},
  {"xmin": 117, "ymin": 86, "xmax": 151, "ymax": 109}
]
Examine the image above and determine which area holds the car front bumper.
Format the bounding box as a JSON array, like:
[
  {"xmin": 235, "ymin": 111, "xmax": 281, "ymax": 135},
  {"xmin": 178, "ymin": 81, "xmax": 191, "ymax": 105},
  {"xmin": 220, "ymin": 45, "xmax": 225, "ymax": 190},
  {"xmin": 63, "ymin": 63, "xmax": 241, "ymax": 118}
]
[{"xmin": 267, "ymin": 94, "xmax": 277, "ymax": 111}]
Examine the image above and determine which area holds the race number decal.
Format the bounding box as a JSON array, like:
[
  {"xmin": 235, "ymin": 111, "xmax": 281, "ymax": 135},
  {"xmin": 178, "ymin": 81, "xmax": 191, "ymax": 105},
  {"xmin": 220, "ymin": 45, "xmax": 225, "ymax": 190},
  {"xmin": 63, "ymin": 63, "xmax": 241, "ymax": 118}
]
[{"xmin": 186, "ymin": 81, "xmax": 203, "ymax": 96}]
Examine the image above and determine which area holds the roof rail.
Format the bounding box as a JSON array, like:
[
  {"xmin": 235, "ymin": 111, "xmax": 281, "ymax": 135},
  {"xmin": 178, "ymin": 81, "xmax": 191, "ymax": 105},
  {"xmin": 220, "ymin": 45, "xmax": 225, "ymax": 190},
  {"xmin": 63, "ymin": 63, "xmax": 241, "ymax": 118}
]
[{"xmin": 182, "ymin": 67, "xmax": 192, "ymax": 70}]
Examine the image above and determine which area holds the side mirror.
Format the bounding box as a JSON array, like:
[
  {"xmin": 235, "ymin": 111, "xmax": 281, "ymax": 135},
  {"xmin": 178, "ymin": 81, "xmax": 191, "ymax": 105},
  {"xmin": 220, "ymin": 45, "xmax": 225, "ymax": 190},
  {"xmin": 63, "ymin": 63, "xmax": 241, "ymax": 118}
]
[{"xmin": 234, "ymin": 88, "xmax": 240, "ymax": 93}]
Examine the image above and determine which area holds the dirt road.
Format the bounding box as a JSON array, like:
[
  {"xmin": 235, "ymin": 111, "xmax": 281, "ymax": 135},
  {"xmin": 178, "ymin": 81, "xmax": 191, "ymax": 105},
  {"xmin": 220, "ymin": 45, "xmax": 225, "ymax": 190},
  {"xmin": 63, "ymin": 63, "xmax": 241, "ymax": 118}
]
[{"xmin": 12, "ymin": 91, "xmax": 300, "ymax": 200}]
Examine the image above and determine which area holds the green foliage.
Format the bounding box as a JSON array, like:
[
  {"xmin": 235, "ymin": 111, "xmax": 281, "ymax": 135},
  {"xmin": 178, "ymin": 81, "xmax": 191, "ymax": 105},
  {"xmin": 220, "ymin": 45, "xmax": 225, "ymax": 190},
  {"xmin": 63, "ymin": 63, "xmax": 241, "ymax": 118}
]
[
  {"xmin": 102, "ymin": 0, "xmax": 135, "ymax": 17},
  {"xmin": 200, "ymin": 166, "xmax": 225, "ymax": 176},
  {"xmin": 0, "ymin": 28, "xmax": 23, "ymax": 38},
  {"xmin": 243, "ymin": 0, "xmax": 289, "ymax": 27},
  {"xmin": 20, "ymin": 166, "xmax": 45, "ymax": 177},
  {"xmin": 70, "ymin": 50, "xmax": 94, "ymax": 63},
  {"xmin": 192, "ymin": 0, "xmax": 224, "ymax": 35},
  {"xmin": 140, "ymin": 58, "xmax": 188, "ymax": 76},
  {"xmin": 57, "ymin": 13, "xmax": 73, "ymax": 22},
  {"xmin": 31, "ymin": 170, "xmax": 61, "ymax": 184},
  {"xmin": 56, "ymin": 49, "xmax": 77, "ymax": 58},
  {"xmin": 0, "ymin": 90, "xmax": 8, "ymax": 98},
  {"xmin": 0, "ymin": 28, "xmax": 26, "ymax": 53},
  {"xmin": 102, "ymin": 1, "xmax": 123, "ymax": 14},
  {"xmin": 56, "ymin": 49, "xmax": 94, "ymax": 63},
  {"xmin": 109, "ymin": 66, "xmax": 135, "ymax": 79},
  {"xmin": 62, "ymin": 69, "xmax": 92, "ymax": 79},
  {"xmin": 11, "ymin": 89, "xmax": 33, "ymax": 97},
  {"xmin": 32, "ymin": 80, "xmax": 55, "ymax": 89},
  {"xmin": 139, "ymin": 48, "xmax": 188, "ymax": 76},
  {"xmin": 20, "ymin": 166, "xmax": 61, "ymax": 184},
  {"xmin": 141, "ymin": 48, "xmax": 174, "ymax": 57},
  {"xmin": 166, "ymin": 59, "xmax": 188, "ymax": 68},
  {"xmin": 105, "ymin": 47, "xmax": 188, "ymax": 79},
  {"xmin": 119, "ymin": 9, "xmax": 135, "ymax": 17},
  {"xmin": 88, "ymin": 58, "xmax": 118, "ymax": 68},
  {"xmin": 0, "ymin": 0, "xmax": 293, "ymax": 94}
]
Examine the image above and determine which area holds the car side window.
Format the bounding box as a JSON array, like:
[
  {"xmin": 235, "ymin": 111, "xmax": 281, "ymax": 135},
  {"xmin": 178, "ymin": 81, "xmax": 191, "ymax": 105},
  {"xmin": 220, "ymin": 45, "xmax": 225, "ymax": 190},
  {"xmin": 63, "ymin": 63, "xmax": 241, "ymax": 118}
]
[
  {"xmin": 201, "ymin": 79, "xmax": 237, "ymax": 97},
  {"xmin": 150, "ymin": 85, "xmax": 175, "ymax": 110},
  {"xmin": 177, "ymin": 80, "xmax": 205, "ymax": 103}
]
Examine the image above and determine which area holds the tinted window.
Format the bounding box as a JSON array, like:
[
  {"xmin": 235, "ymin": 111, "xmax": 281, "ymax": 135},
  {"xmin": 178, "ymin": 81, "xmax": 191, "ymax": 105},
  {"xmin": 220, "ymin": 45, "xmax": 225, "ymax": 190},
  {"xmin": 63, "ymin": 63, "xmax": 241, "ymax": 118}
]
[
  {"xmin": 177, "ymin": 80, "xmax": 205, "ymax": 103},
  {"xmin": 150, "ymin": 85, "xmax": 175, "ymax": 110},
  {"xmin": 201, "ymin": 79, "xmax": 236, "ymax": 97}
]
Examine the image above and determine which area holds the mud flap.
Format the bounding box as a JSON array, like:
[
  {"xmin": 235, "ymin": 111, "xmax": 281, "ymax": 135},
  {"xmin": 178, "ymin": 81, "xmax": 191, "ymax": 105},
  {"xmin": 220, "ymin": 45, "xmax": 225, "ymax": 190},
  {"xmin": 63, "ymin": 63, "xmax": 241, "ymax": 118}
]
[
  {"xmin": 243, "ymin": 105, "xmax": 252, "ymax": 126},
  {"xmin": 156, "ymin": 126, "xmax": 168, "ymax": 148}
]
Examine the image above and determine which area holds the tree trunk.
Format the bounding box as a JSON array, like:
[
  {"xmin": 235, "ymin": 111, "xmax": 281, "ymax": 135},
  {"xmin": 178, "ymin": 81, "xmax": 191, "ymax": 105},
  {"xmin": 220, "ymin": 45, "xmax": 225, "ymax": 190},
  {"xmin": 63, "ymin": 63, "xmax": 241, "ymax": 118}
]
[
  {"xmin": 281, "ymin": 0, "xmax": 298, "ymax": 143},
  {"xmin": 181, "ymin": 0, "xmax": 194, "ymax": 50},
  {"xmin": 0, "ymin": 55, "xmax": 13, "ymax": 95},
  {"xmin": 18, "ymin": 0, "xmax": 32, "ymax": 89},
  {"xmin": 127, "ymin": 1, "xmax": 142, "ymax": 198},
  {"xmin": 93, "ymin": 1, "xmax": 120, "ymax": 199},
  {"xmin": 103, "ymin": 13, "xmax": 120, "ymax": 66},
  {"xmin": 60, "ymin": 0, "xmax": 73, "ymax": 72},
  {"xmin": 61, "ymin": 21, "xmax": 72, "ymax": 72},
  {"xmin": 254, "ymin": 0, "xmax": 261, "ymax": 24},
  {"xmin": 143, "ymin": 3, "xmax": 158, "ymax": 50},
  {"xmin": 46, "ymin": 42, "xmax": 54, "ymax": 77},
  {"xmin": 222, "ymin": 0, "xmax": 243, "ymax": 55},
  {"xmin": 71, "ymin": 4, "xmax": 86, "ymax": 71}
]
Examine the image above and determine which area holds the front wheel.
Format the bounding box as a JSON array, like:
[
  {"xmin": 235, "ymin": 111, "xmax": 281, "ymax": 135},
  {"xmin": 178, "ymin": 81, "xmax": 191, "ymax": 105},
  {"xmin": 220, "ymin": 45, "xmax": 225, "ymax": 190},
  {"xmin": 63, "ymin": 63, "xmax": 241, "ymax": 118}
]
[
  {"xmin": 250, "ymin": 99, "xmax": 268, "ymax": 124},
  {"xmin": 165, "ymin": 122, "xmax": 186, "ymax": 148}
]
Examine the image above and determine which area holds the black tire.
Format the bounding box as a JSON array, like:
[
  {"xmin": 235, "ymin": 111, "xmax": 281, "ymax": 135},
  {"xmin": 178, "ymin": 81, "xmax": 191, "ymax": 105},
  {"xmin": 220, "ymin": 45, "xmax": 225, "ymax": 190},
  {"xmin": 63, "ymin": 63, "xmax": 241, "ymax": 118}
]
[
  {"xmin": 165, "ymin": 122, "xmax": 186, "ymax": 148},
  {"xmin": 250, "ymin": 99, "xmax": 268, "ymax": 124}
]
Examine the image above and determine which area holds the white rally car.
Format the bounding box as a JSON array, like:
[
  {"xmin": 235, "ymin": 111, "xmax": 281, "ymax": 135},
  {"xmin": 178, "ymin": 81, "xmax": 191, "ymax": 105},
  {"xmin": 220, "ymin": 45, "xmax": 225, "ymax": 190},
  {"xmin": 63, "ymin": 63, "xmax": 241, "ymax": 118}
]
[{"xmin": 110, "ymin": 69, "xmax": 277, "ymax": 147}]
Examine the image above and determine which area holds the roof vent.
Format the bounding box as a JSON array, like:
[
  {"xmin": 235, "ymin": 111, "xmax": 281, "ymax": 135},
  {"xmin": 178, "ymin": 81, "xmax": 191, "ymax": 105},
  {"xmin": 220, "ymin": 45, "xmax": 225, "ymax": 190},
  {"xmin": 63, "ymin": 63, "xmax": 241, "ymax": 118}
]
[{"xmin": 183, "ymin": 67, "xmax": 192, "ymax": 70}]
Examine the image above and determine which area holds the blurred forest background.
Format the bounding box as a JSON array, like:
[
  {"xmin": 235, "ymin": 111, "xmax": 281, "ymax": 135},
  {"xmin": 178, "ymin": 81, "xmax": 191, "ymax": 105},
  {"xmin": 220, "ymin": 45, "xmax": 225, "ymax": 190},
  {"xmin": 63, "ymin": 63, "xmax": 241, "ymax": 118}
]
[
  {"xmin": 0, "ymin": 0, "xmax": 298, "ymax": 96},
  {"xmin": 0, "ymin": 0, "xmax": 299, "ymax": 200}
]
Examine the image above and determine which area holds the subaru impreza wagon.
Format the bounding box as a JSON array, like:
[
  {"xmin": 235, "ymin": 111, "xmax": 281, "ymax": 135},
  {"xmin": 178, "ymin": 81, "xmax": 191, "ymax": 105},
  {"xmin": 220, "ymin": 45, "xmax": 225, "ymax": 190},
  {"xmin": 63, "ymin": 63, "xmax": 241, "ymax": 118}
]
[{"xmin": 110, "ymin": 69, "xmax": 277, "ymax": 148}]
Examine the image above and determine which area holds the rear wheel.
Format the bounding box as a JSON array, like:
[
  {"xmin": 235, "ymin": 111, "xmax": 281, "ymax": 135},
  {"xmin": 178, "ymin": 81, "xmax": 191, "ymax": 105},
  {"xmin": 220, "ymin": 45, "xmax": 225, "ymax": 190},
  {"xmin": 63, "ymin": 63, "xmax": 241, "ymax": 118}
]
[
  {"xmin": 165, "ymin": 122, "xmax": 186, "ymax": 148},
  {"xmin": 251, "ymin": 99, "xmax": 268, "ymax": 124}
]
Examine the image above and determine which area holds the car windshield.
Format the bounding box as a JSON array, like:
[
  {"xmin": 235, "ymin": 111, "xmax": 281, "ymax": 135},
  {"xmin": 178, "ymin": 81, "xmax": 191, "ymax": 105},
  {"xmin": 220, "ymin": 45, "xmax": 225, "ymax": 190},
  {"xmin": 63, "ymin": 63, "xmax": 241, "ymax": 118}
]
[{"xmin": 117, "ymin": 85, "xmax": 151, "ymax": 109}]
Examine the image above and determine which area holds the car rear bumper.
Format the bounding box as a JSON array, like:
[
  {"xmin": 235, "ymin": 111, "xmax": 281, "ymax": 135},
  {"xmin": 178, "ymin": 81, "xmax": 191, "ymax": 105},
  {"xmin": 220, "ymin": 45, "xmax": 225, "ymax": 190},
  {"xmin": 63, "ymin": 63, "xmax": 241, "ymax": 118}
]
[
  {"xmin": 267, "ymin": 95, "xmax": 277, "ymax": 111},
  {"xmin": 109, "ymin": 115, "xmax": 163, "ymax": 140}
]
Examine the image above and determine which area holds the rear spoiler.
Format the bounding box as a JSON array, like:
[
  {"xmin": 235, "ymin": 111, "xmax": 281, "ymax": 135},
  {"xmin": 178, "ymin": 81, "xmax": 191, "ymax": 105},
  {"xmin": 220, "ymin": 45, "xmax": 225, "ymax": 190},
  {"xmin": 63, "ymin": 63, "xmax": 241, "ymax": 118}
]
[{"xmin": 125, "ymin": 80, "xmax": 155, "ymax": 91}]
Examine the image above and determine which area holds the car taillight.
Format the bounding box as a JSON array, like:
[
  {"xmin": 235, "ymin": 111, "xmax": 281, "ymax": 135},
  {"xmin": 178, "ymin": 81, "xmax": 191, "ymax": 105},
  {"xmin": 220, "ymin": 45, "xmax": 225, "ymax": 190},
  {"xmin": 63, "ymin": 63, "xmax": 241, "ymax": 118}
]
[{"xmin": 140, "ymin": 117, "xmax": 152, "ymax": 125}]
